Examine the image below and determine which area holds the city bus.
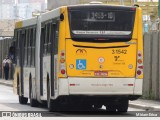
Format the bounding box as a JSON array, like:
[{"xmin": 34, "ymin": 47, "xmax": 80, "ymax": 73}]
[{"xmin": 13, "ymin": 3, "xmax": 143, "ymax": 112}]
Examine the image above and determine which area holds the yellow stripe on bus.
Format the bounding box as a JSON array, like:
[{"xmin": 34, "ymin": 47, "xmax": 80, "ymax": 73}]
[{"xmin": 15, "ymin": 21, "xmax": 23, "ymax": 29}]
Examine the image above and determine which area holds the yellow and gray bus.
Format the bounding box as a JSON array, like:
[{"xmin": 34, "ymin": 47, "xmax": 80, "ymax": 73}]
[{"xmin": 13, "ymin": 3, "xmax": 143, "ymax": 112}]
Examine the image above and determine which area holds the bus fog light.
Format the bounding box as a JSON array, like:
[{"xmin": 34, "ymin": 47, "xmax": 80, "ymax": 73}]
[
  {"xmin": 69, "ymin": 64, "xmax": 74, "ymax": 69},
  {"xmin": 128, "ymin": 64, "xmax": 133, "ymax": 69}
]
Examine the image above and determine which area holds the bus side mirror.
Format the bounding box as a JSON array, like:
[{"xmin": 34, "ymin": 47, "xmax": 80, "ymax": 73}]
[{"xmin": 60, "ymin": 13, "xmax": 64, "ymax": 21}]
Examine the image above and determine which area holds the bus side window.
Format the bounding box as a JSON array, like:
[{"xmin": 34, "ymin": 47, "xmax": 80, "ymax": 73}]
[
  {"xmin": 9, "ymin": 45, "xmax": 15, "ymax": 63},
  {"xmin": 28, "ymin": 28, "xmax": 33, "ymax": 67},
  {"xmin": 44, "ymin": 24, "xmax": 48, "ymax": 55},
  {"xmin": 41, "ymin": 27, "xmax": 45, "ymax": 56},
  {"xmin": 51, "ymin": 21, "xmax": 59, "ymax": 55},
  {"xmin": 16, "ymin": 30, "xmax": 20, "ymax": 66},
  {"xmin": 31, "ymin": 28, "xmax": 36, "ymax": 67},
  {"xmin": 24, "ymin": 29, "xmax": 28, "ymax": 66},
  {"xmin": 47, "ymin": 23, "xmax": 51, "ymax": 54},
  {"xmin": 13, "ymin": 30, "xmax": 17, "ymax": 63},
  {"xmin": 55, "ymin": 21, "xmax": 59, "ymax": 54},
  {"xmin": 51, "ymin": 23, "xmax": 55, "ymax": 54}
]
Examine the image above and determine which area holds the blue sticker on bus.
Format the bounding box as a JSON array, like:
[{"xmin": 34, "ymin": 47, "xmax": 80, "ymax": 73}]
[{"xmin": 76, "ymin": 59, "xmax": 86, "ymax": 70}]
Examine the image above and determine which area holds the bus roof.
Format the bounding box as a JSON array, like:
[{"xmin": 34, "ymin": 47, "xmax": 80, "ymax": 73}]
[
  {"xmin": 15, "ymin": 7, "xmax": 61, "ymax": 29},
  {"xmin": 67, "ymin": 4, "xmax": 136, "ymax": 10},
  {"xmin": 15, "ymin": 17, "xmax": 37, "ymax": 29},
  {"xmin": 15, "ymin": 4, "xmax": 136, "ymax": 29}
]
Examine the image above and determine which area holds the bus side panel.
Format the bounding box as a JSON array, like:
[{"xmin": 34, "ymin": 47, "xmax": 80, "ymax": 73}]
[
  {"xmin": 41, "ymin": 56, "xmax": 51, "ymax": 100},
  {"xmin": 58, "ymin": 7, "xmax": 67, "ymax": 78},
  {"xmin": 13, "ymin": 67, "xmax": 20, "ymax": 95},
  {"xmin": 132, "ymin": 8, "xmax": 138, "ymax": 39},
  {"xmin": 23, "ymin": 67, "xmax": 36, "ymax": 98},
  {"xmin": 134, "ymin": 8, "xmax": 143, "ymax": 95},
  {"xmin": 136, "ymin": 8, "xmax": 143, "ymax": 79},
  {"xmin": 23, "ymin": 67, "xmax": 29, "ymax": 98}
]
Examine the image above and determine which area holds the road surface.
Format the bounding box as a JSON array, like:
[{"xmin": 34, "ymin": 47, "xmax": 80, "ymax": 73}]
[{"xmin": 0, "ymin": 84, "xmax": 145, "ymax": 117}]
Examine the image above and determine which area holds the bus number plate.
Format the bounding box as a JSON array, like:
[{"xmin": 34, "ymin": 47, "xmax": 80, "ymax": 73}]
[
  {"xmin": 94, "ymin": 71, "xmax": 108, "ymax": 76},
  {"xmin": 112, "ymin": 49, "xmax": 127, "ymax": 54}
]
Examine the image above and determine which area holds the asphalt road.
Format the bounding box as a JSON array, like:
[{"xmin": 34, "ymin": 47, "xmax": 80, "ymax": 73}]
[{"xmin": 0, "ymin": 84, "xmax": 145, "ymax": 117}]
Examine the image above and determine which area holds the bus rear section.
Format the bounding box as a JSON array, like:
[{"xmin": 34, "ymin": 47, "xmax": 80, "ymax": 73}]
[
  {"xmin": 57, "ymin": 5, "xmax": 143, "ymax": 112},
  {"xmin": 65, "ymin": 41, "xmax": 138, "ymax": 94}
]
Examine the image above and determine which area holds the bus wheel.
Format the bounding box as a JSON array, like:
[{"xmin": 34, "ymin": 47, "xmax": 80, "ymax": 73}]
[
  {"xmin": 47, "ymin": 81, "xmax": 58, "ymax": 112},
  {"xmin": 19, "ymin": 96, "xmax": 28, "ymax": 104},
  {"xmin": 117, "ymin": 100, "xmax": 128, "ymax": 112},
  {"xmin": 18, "ymin": 76, "xmax": 28, "ymax": 104},
  {"xmin": 30, "ymin": 86, "xmax": 39, "ymax": 107}
]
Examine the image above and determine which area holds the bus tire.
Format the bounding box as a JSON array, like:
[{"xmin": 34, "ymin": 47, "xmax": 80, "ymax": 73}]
[
  {"xmin": 47, "ymin": 80, "xmax": 58, "ymax": 112},
  {"xmin": 30, "ymin": 82, "xmax": 39, "ymax": 107},
  {"xmin": 30, "ymin": 94, "xmax": 39, "ymax": 107},
  {"xmin": 19, "ymin": 96, "xmax": 28, "ymax": 104},
  {"xmin": 117, "ymin": 100, "xmax": 128, "ymax": 112},
  {"xmin": 17, "ymin": 74, "xmax": 20, "ymax": 95},
  {"xmin": 18, "ymin": 75, "xmax": 28, "ymax": 104}
]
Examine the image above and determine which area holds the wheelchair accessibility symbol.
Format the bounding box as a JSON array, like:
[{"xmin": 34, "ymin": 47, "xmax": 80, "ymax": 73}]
[{"xmin": 76, "ymin": 59, "xmax": 86, "ymax": 70}]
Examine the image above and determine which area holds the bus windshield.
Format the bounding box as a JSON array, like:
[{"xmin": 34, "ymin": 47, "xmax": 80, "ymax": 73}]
[{"xmin": 68, "ymin": 6, "xmax": 135, "ymax": 41}]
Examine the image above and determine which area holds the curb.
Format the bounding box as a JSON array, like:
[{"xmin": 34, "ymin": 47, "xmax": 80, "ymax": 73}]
[
  {"xmin": 129, "ymin": 103, "xmax": 160, "ymax": 111},
  {"xmin": 0, "ymin": 82, "xmax": 13, "ymax": 87}
]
